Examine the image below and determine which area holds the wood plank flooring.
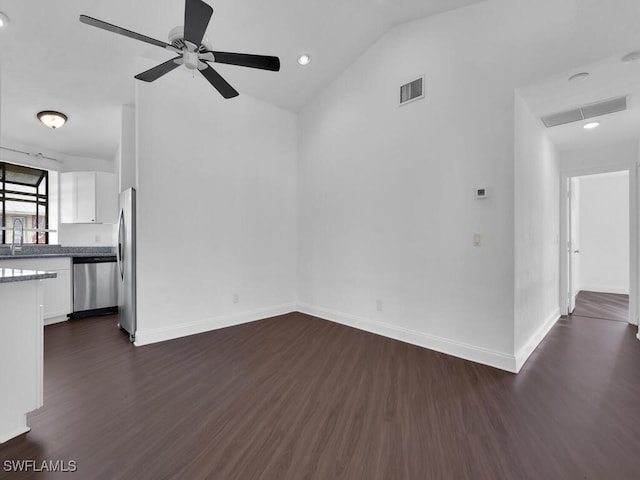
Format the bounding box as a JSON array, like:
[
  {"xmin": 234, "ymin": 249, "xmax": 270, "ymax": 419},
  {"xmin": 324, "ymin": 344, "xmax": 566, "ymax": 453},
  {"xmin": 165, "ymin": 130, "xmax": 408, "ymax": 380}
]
[
  {"xmin": 1, "ymin": 309, "xmax": 640, "ymax": 479},
  {"xmin": 572, "ymin": 290, "xmax": 629, "ymax": 323}
]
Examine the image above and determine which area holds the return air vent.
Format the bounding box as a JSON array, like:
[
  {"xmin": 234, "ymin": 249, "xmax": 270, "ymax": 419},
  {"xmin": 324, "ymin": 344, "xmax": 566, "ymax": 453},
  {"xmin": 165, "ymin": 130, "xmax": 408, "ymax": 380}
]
[
  {"xmin": 399, "ymin": 76, "xmax": 424, "ymax": 105},
  {"xmin": 541, "ymin": 96, "xmax": 627, "ymax": 127}
]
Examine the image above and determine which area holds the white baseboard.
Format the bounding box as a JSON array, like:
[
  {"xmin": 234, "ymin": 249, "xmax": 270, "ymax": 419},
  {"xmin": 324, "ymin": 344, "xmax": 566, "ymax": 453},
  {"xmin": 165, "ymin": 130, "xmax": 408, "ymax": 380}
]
[
  {"xmin": 298, "ymin": 303, "xmax": 517, "ymax": 373},
  {"xmin": 134, "ymin": 303, "xmax": 298, "ymax": 346},
  {"xmin": 44, "ymin": 315, "xmax": 68, "ymax": 326},
  {"xmin": 579, "ymin": 285, "xmax": 629, "ymax": 295},
  {"xmin": 514, "ymin": 308, "xmax": 560, "ymax": 373},
  {"xmin": 0, "ymin": 422, "xmax": 29, "ymax": 444},
  {"xmin": 131, "ymin": 302, "xmax": 563, "ymax": 374}
]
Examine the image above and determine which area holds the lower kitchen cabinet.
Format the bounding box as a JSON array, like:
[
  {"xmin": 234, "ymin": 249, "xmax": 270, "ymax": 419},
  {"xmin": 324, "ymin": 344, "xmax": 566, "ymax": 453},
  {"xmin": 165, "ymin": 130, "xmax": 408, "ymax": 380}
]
[{"xmin": 0, "ymin": 258, "xmax": 72, "ymax": 324}]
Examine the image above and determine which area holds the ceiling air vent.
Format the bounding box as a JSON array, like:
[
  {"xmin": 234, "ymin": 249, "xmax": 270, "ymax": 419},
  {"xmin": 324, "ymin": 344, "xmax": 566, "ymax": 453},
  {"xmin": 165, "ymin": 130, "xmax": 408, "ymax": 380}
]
[
  {"xmin": 541, "ymin": 95, "xmax": 627, "ymax": 127},
  {"xmin": 399, "ymin": 76, "xmax": 424, "ymax": 106}
]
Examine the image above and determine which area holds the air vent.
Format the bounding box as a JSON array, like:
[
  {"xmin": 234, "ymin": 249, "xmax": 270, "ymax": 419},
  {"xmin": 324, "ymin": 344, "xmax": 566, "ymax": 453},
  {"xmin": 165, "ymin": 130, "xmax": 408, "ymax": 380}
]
[
  {"xmin": 541, "ymin": 95, "xmax": 627, "ymax": 127},
  {"xmin": 399, "ymin": 76, "xmax": 424, "ymax": 106}
]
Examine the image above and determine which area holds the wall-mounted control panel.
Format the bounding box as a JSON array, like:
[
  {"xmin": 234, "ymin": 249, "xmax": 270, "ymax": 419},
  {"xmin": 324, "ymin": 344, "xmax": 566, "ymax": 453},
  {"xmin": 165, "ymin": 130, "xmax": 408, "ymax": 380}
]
[{"xmin": 475, "ymin": 187, "xmax": 489, "ymax": 199}]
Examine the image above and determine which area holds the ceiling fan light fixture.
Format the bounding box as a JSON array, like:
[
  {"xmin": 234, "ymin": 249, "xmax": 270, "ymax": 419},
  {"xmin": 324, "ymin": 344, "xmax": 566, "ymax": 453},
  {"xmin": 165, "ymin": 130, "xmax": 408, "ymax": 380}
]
[
  {"xmin": 297, "ymin": 54, "xmax": 311, "ymax": 66},
  {"xmin": 183, "ymin": 50, "xmax": 199, "ymax": 70},
  {"xmin": 37, "ymin": 111, "xmax": 68, "ymax": 129}
]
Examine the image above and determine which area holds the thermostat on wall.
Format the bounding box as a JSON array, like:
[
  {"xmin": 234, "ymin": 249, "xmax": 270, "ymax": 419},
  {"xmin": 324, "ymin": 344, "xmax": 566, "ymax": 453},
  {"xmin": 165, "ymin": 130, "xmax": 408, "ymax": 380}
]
[{"xmin": 475, "ymin": 187, "xmax": 490, "ymax": 199}]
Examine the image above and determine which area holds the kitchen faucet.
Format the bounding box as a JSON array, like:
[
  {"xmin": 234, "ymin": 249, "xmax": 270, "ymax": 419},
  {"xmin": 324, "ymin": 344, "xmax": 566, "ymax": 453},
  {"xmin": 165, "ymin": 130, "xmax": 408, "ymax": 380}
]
[{"xmin": 11, "ymin": 218, "xmax": 24, "ymax": 255}]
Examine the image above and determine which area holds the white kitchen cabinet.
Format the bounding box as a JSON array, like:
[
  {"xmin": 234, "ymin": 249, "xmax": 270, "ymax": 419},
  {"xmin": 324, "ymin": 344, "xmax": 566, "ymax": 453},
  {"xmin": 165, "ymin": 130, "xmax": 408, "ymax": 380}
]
[
  {"xmin": 0, "ymin": 257, "xmax": 72, "ymax": 324},
  {"xmin": 60, "ymin": 172, "xmax": 118, "ymax": 224}
]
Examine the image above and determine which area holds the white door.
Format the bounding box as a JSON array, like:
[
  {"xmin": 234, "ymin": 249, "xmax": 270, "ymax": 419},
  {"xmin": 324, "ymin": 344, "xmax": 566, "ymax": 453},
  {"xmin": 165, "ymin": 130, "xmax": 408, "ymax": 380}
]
[{"xmin": 568, "ymin": 177, "xmax": 580, "ymax": 313}]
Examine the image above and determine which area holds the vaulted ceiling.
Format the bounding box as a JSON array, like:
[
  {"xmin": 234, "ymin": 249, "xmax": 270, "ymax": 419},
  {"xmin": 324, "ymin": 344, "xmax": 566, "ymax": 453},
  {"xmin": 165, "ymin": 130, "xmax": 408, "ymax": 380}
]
[{"xmin": 0, "ymin": 0, "xmax": 483, "ymax": 161}]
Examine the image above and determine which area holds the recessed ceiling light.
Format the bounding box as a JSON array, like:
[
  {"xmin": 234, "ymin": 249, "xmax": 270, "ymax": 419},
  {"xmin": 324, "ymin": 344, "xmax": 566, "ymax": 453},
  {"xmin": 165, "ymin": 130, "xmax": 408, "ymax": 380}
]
[
  {"xmin": 297, "ymin": 54, "xmax": 311, "ymax": 66},
  {"xmin": 583, "ymin": 122, "xmax": 600, "ymax": 130},
  {"xmin": 622, "ymin": 51, "xmax": 640, "ymax": 63},
  {"xmin": 37, "ymin": 111, "xmax": 68, "ymax": 129},
  {"xmin": 568, "ymin": 72, "xmax": 589, "ymax": 83},
  {"xmin": 0, "ymin": 12, "xmax": 9, "ymax": 28}
]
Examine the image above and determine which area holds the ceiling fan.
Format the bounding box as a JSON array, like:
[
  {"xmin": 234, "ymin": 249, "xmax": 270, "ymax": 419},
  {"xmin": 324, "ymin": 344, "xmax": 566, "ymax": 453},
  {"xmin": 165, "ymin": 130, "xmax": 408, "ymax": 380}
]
[{"xmin": 79, "ymin": 0, "xmax": 280, "ymax": 99}]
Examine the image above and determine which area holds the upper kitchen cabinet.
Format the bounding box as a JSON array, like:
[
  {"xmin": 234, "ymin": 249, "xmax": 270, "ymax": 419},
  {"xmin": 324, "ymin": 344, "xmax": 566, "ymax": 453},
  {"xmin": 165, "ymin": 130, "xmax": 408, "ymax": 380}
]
[{"xmin": 60, "ymin": 172, "xmax": 118, "ymax": 224}]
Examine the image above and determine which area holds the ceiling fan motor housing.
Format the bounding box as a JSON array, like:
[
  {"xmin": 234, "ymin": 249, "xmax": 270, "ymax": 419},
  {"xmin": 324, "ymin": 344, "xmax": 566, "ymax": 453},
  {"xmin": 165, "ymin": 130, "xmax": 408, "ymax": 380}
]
[{"xmin": 168, "ymin": 26, "xmax": 211, "ymax": 52}]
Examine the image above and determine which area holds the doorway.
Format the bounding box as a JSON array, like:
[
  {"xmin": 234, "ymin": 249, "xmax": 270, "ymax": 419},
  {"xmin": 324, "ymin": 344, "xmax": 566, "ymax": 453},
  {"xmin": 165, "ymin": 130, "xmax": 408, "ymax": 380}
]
[
  {"xmin": 567, "ymin": 171, "xmax": 630, "ymax": 320},
  {"xmin": 561, "ymin": 166, "xmax": 638, "ymax": 327}
]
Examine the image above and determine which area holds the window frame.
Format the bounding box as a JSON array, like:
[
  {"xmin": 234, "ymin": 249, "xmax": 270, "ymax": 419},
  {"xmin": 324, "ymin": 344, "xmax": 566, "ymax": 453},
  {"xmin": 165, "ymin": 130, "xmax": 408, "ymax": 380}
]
[{"xmin": 0, "ymin": 162, "xmax": 50, "ymax": 245}]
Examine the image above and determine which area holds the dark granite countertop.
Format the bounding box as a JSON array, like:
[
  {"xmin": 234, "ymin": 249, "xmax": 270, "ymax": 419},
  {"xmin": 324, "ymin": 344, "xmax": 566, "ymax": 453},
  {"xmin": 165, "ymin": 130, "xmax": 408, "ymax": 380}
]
[
  {"xmin": 0, "ymin": 245, "xmax": 116, "ymax": 260},
  {"xmin": 0, "ymin": 268, "xmax": 57, "ymax": 283}
]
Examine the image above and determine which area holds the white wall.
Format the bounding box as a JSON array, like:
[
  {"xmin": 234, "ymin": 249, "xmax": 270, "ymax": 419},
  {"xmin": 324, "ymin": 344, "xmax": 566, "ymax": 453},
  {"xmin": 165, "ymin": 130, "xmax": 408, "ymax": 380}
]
[
  {"xmin": 134, "ymin": 60, "xmax": 298, "ymax": 345},
  {"xmin": 514, "ymin": 94, "xmax": 560, "ymax": 370},
  {"xmin": 57, "ymin": 224, "xmax": 116, "ymax": 247},
  {"xmin": 296, "ymin": 0, "xmax": 640, "ymax": 371},
  {"xmin": 577, "ymin": 171, "xmax": 629, "ymax": 294},
  {"xmin": 118, "ymin": 104, "xmax": 136, "ymax": 192},
  {"xmin": 560, "ymin": 140, "xmax": 639, "ymax": 175},
  {"xmin": 298, "ymin": 2, "xmax": 521, "ymax": 369},
  {"xmin": 0, "ymin": 139, "xmax": 113, "ymax": 173}
]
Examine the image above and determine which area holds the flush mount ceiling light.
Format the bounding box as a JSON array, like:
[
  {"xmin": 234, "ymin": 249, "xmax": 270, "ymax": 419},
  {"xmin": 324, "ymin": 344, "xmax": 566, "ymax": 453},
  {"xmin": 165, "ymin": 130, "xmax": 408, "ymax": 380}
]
[
  {"xmin": 583, "ymin": 121, "xmax": 600, "ymax": 130},
  {"xmin": 0, "ymin": 12, "xmax": 9, "ymax": 28},
  {"xmin": 37, "ymin": 111, "xmax": 68, "ymax": 129},
  {"xmin": 622, "ymin": 51, "xmax": 640, "ymax": 63},
  {"xmin": 568, "ymin": 72, "xmax": 590, "ymax": 83},
  {"xmin": 297, "ymin": 53, "xmax": 311, "ymax": 66}
]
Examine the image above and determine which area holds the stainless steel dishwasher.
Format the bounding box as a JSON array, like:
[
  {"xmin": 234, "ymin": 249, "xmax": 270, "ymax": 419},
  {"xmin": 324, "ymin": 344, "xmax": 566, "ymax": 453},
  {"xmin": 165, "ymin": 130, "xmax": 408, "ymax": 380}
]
[{"xmin": 71, "ymin": 256, "xmax": 118, "ymax": 319}]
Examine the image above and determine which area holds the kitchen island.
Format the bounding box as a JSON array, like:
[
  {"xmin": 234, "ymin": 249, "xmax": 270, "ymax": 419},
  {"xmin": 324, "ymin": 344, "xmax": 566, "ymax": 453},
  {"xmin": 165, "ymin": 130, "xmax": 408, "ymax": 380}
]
[{"xmin": 0, "ymin": 268, "xmax": 56, "ymax": 443}]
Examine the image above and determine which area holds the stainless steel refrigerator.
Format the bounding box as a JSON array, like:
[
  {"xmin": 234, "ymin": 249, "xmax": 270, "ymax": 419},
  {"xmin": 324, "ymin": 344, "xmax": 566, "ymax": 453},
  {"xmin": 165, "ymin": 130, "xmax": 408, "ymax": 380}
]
[{"xmin": 117, "ymin": 188, "xmax": 136, "ymax": 342}]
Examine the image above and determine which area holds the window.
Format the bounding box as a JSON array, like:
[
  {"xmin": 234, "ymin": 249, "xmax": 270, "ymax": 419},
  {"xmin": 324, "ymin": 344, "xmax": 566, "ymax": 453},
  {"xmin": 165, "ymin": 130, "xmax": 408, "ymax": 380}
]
[{"xmin": 1, "ymin": 162, "xmax": 49, "ymax": 244}]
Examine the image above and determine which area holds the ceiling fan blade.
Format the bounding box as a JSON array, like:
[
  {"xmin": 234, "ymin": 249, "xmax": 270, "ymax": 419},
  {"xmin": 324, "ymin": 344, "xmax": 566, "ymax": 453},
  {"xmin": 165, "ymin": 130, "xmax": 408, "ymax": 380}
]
[
  {"xmin": 79, "ymin": 15, "xmax": 171, "ymax": 50},
  {"xmin": 135, "ymin": 57, "xmax": 183, "ymax": 82},
  {"xmin": 209, "ymin": 51, "xmax": 280, "ymax": 71},
  {"xmin": 184, "ymin": 0, "xmax": 213, "ymax": 48},
  {"xmin": 200, "ymin": 65, "xmax": 239, "ymax": 99}
]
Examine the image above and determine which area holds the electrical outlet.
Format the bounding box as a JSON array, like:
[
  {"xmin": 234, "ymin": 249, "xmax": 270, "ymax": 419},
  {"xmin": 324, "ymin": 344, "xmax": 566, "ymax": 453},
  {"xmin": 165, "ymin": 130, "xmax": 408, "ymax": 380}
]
[
  {"xmin": 473, "ymin": 233, "xmax": 481, "ymax": 246},
  {"xmin": 95, "ymin": 235, "xmax": 101, "ymax": 243},
  {"xmin": 376, "ymin": 299, "xmax": 383, "ymax": 312},
  {"xmin": 233, "ymin": 293, "xmax": 239, "ymax": 304}
]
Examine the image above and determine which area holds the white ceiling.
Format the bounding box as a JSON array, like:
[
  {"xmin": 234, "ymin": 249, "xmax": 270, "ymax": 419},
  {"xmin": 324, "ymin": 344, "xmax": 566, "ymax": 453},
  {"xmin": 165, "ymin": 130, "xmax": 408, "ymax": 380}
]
[
  {"xmin": 0, "ymin": 0, "xmax": 483, "ymax": 162},
  {"xmin": 519, "ymin": 52, "xmax": 640, "ymax": 152}
]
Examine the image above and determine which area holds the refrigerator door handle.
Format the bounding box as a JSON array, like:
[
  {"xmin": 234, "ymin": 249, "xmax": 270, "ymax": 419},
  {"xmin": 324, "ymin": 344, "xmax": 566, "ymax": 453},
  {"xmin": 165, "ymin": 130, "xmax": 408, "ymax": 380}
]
[{"xmin": 118, "ymin": 209, "xmax": 125, "ymax": 280}]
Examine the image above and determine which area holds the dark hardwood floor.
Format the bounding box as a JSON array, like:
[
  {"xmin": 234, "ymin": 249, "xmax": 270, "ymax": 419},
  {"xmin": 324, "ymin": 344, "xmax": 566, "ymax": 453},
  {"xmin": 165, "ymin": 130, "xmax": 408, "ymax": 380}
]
[
  {"xmin": 1, "ymin": 308, "xmax": 640, "ymax": 479},
  {"xmin": 572, "ymin": 290, "xmax": 629, "ymax": 323}
]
